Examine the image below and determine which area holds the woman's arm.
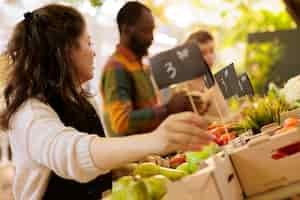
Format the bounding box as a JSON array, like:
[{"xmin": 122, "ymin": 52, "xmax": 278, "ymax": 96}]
[
  {"xmin": 22, "ymin": 100, "xmax": 211, "ymax": 183},
  {"xmin": 90, "ymin": 112, "xmax": 212, "ymax": 171}
]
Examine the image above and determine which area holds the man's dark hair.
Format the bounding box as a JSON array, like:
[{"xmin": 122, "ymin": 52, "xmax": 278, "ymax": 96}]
[{"xmin": 117, "ymin": 1, "xmax": 150, "ymax": 33}]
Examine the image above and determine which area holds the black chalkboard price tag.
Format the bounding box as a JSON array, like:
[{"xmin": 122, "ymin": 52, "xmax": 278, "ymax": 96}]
[
  {"xmin": 215, "ymin": 63, "xmax": 240, "ymax": 99},
  {"xmin": 150, "ymin": 43, "xmax": 214, "ymax": 89},
  {"xmin": 238, "ymin": 73, "xmax": 254, "ymax": 97}
]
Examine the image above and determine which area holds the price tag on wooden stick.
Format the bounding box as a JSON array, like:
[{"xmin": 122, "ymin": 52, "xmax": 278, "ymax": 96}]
[{"xmin": 150, "ymin": 43, "xmax": 214, "ymax": 89}]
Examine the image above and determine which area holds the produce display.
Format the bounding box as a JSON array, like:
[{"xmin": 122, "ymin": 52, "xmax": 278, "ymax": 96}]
[
  {"xmin": 169, "ymin": 153, "xmax": 186, "ymax": 168},
  {"xmin": 274, "ymin": 117, "xmax": 300, "ymax": 135},
  {"xmin": 133, "ymin": 162, "xmax": 187, "ymax": 180},
  {"xmin": 233, "ymin": 93, "xmax": 290, "ymax": 134},
  {"xmin": 183, "ymin": 144, "xmax": 219, "ymax": 174},
  {"xmin": 105, "ymin": 75, "xmax": 300, "ymax": 200},
  {"xmin": 106, "ymin": 143, "xmax": 220, "ymax": 200},
  {"xmin": 208, "ymin": 124, "xmax": 237, "ymax": 145},
  {"xmin": 108, "ymin": 175, "xmax": 168, "ymax": 200},
  {"xmin": 107, "ymin": 163, "xmax": 184, "ymax": 200},
  {"xmin": 107, "ymin": 113, "xmax": 300, "ymax": 199}
]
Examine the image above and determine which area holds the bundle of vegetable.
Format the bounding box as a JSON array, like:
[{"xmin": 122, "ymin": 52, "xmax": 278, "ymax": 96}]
[{"xmin": 235, "ymin": 94, "xmax": 290, "ymax": 134}]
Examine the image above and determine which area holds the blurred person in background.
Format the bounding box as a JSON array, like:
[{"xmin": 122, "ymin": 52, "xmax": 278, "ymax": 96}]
[
  {"xmin": 100, "ymin": 1, "xmax": 201, "ymax": 137},
  {"xmin": 173, "ymin": 30, "xmax": 229, "ymax": 120},
  {"xmin": 0, "ymin": 4, "xmax": 213, "ymax": 200}
]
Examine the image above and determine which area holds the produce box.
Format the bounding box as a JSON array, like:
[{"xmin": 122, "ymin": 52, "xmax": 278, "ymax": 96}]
[
  {"xmin": 163, "ymin": 152, "xmax": 243, "ymax": 200},
  {"xmin": 245, "ymin": 181, "xmax": 300, "ymax": 200},
  {"xmin": 280, "ymin": 108, "xmax": 300, "ymax": 124},
  {"xmin": 230, "ymin": 128, "xmax": 300, "ymax": 197}
]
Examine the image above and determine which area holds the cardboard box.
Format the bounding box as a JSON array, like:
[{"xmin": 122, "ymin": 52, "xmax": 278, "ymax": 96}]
[
  {"xmin": 230, "ymin": 128, "xmax": 300, "ymax": 197},
  {"xmin": 163, "ymin": 152, "xmax": 243, "ymax": 200},
  {"xmin": 245, "ymin": 180, "xmax": 300, "ymax": 200},
  {"xmin": 280, "ymin": 108, "xmax": 300, "ymax": 124}
]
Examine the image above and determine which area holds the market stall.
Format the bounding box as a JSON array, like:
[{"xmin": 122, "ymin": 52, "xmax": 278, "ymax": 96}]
[{"xmin": 1, "ymin": 0, "xmax": 300, "ymax": 200}]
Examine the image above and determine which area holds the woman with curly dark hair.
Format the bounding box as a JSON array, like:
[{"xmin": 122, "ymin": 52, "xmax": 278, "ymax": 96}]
[{"xmin": 0, "ymin": 4, "xmax": 212, "ymax": 200}]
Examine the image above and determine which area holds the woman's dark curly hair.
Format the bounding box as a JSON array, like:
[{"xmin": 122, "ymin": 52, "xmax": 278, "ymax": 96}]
[{"xmin": 0, "ymin": 4, "xmax": 89, "ymax": 130}]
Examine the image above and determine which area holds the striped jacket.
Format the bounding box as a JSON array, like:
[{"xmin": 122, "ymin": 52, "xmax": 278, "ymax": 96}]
[{"xmin": 100, "ymin": 45, "xmax": 167, "ymax": 136}]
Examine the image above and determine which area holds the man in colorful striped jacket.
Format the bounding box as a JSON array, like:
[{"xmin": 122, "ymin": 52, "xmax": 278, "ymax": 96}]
[{"xmin": 100, "ymin": 1, "xmax": 193, "ymax": 137}]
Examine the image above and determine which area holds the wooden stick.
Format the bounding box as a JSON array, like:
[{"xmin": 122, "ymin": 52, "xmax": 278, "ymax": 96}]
[
  {"xmin": 212, "ymin": 96, "xmax": 229, "ymax": 134},
  {"xmin": 183, "ymin": 83, "xmax": 200, "ymax": 116},
  {"xmin": 210, "ymin": 81, "xmax": 230, "ymax": 134}
]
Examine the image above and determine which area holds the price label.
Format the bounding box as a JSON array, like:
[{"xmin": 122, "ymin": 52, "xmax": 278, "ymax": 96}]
[
  {"xmin": 215, "ymin": 63, "xmax": 240, "ymax": 99},
  {"xmin": 150, "ymin": 43, "xmax": 214, "ymax": 89},
  {"xmin": 238, "ymin": 73, "xmax": 254, "ymax": 97}
]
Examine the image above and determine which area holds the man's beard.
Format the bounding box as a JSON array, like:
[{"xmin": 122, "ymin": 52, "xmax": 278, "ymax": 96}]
[{"xmin": 129, "ymin": 35, "xmax": 151, "ymax": 59}]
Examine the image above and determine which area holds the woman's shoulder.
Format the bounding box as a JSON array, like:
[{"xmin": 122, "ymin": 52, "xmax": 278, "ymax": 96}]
[
  {"xmin": 10, "ymin": 98, "xmax": 58, "ymax": 127},
  {"xmin": 21, "ymin": 98, "xmax": 55, "ymax": 114},
  {"xmin": 19, "ymin": 96, "xmax": 99, "ymax": 116}
]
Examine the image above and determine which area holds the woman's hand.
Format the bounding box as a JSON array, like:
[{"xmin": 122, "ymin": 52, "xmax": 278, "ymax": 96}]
[
  {"xmin": 90, "ymin": 113, "xmax": 214, "ymax": 173},
  {"xmin": 154, "ymin": 112, "xmax": 214, "ymax": 154}
]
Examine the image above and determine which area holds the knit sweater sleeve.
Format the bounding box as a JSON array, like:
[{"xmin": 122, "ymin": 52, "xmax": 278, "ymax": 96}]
[{"xmin": 21, "ymin": 100, "xmax": 108, "ymax": 183}]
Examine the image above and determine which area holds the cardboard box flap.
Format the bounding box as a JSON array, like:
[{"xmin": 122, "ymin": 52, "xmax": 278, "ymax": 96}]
[{"xmin": 230, "ymin": 128, "xmax": 300, "ymax": 196}]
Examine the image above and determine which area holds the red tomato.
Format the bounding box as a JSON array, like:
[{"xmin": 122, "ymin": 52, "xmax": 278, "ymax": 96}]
[
  {"xmin": 209, "ymin": 126, "xmax": 227, "ymax": 138},
  {"xmin": 219, "ymin": 132, "xmax": 237, "ymax": 145},
  {"xmin": 283, "ymin": 117, "xmax": 299, "ymax": 128},
  {"xmin": 170, "ymin": 154, "xmax": 186, "ymax": 168},
  {"xmin": 213, "ymin": 137, "xmax": 224, "ymax": 145}
]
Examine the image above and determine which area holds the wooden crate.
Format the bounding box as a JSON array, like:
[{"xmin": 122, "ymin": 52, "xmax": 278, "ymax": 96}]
[
  {"xmin": 163, "ymin": 152, "xmax": 243, "ymax": 200},
  {"xmin": 280, "ymin": 108, "xmax": 300, "ymax": 124},
  {"xmin": 230, "ymin": 128, "xmax": 300, "ymax": 197}
]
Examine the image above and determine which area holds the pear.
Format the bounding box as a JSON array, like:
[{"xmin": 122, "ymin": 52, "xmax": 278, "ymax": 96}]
[
  {"xmin": 134, "ymin": 162, "xmax": 186, "ymax": 181},
  {"xmin": 112, "ymin": 176, "xmax": 133, "ymax": 200},
  {"xmin": 126, "ymin": 178, "xmax": 150, "ymax": 200},
  {"xmin": 159, "ymin": 167, "xmax": 187, "ymax": 181},
  {"xmin": 176, "ymin": 162, "xmax": 191, "ymax": 175},
  {"xmin": 144, "ymin": 175, "xmax": 168, "ymax": 200},
  {"xmin": 134, "ymin": 162, "xmax": 161, "ymax": 177}
]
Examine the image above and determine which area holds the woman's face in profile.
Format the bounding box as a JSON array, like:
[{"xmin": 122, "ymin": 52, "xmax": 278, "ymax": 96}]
[
  {"xmin": 71, "ymin": 28, "xmax": 96, "ymax": 84},
  {"xmin": 198, "ymin": 40, "xmax": 215, "ymax": 68}
]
